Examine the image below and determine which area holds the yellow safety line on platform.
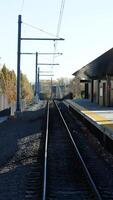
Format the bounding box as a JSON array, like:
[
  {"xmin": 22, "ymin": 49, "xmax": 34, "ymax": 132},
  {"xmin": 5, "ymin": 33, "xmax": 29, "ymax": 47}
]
[
  {"xmin": 82, "ymin": 110, "xmax": 113, "ymax": 130},
  {"xmin": 68, "ymin": 100, "xmax": 113, "ymax": 131}
]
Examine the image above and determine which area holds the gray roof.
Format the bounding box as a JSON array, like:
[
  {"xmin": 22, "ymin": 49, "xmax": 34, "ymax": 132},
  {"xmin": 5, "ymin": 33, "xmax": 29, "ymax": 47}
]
[{"xmin": 73, "ymin": 47, "xmax": 113, "ymax": 79}]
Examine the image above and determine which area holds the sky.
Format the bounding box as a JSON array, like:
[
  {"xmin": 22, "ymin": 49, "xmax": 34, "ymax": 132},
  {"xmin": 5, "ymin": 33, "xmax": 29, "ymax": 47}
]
[{"xmin": 0, "ymin": 0, "xmax": 113, "ymax": 83}]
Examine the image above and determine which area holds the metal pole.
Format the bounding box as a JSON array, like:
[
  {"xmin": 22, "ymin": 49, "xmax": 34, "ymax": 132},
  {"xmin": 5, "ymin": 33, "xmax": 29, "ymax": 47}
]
[
  {"xmin": 38, "ymin": 67, "xmax": 40, "ymax": 99},
  {"xmin": 51, "ymin": 77, "xmax": 52, "ymax": 99},
  {"xmin": 16, "ymin": 15, "xmax": 22, "ymax": 112},
  {"xmin": 35, "ymin": 52, "xmax": 38, "ymax": 96},
  {"xmin": 21, "ymin": 37, "xmax": 64, "ymax": 41}
]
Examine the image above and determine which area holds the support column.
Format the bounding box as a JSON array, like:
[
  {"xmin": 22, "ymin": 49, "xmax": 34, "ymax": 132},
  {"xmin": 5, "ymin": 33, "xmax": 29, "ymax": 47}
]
[
  {"xmin": 35, "ymin": 52, "xmax": 40, "ymax": 102},
  {"xmin": 51, "ymin": 77, "xmax": 52, "ymax": 99},
  {"xmin": 85, "ymin": 83, "xmax": 89, "ymax": 99},
  {"xmin": 37, "ymin": 67, "xmax": 40, "ymax": 99},
  {"xmin": 91, "ymin": 79, "xmax": 94, "ymax": 102},
  {"xmin": 16, "ymin": 15, "xmax": 22, "ymax": 112},
  {"xmin": 107, "ymin": 75, "xmax": 111, "ymax": 106},
  {"xmin": 97, "ymin": 80, "xmax": 100, "ymax": 104},
  {"xmin": 35, "ymin": 52, "xmax": 38, "ymax": 96}
]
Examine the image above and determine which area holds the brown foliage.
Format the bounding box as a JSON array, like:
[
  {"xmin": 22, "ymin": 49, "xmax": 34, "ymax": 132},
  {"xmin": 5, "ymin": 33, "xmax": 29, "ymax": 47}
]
[
  {"xmin": 1, "ymin": 65, "xmax": 16, "ymax": 103},
  {"xmin": 0, "ymin": 65, "xmax": 33, "ymax": 103}
]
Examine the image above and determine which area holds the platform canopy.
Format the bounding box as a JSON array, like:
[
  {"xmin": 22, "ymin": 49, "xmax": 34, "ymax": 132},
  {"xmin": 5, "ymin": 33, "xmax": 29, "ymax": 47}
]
[{"xmin": 73, "ymin": 47, "xmax": 113, "ymax": 79}]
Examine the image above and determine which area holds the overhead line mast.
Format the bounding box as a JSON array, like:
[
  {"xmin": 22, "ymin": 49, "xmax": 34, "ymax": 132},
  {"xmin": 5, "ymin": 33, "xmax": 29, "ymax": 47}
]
[
  {"xmin": 16, "ymin": 14, "xmax": 64, "ymax": 111},
  {"xmin": 20, "ymin": 52, "xmax": 62, "ymax": 102}
]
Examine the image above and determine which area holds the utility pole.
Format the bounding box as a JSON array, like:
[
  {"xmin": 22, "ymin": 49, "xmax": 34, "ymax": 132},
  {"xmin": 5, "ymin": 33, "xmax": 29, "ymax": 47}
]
[
  {"xmin": 21, "ymin": 52, "xmax": 62, "ymax": 103},
  {"xmin": 35, "ymin": 52, "xmax": 38, "ymax": 102},
  {"xmin": 16, "ymin": 14, "xmax": 64, "ymax": 111},
  {"xmin": 51, "ymin": 77, "xmax": 53, "ymax": 99},
  {"xmin": 38, "ymin": 67, "xmax": 40, "ymax": 100},
  {"xmin": 16, "ymin": 15, "xmax": 22, "ymax": 112},
  {"xmin": 35, "ymin": 52, "xmax": 40, "ymax": 103},
  {"xmin": 38, "ymin": 64, "xmax": 59, "ymax": 100}
]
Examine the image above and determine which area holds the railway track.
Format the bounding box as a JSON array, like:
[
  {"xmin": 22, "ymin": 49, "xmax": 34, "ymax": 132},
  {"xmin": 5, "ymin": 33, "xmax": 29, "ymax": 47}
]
[
  {"xmin": 42, "ymin": 100, "xmax": 102, "ymax": 200},
  {"xmin": 62, "ymin": 102, "xmax": 113, "ymax": 199}
]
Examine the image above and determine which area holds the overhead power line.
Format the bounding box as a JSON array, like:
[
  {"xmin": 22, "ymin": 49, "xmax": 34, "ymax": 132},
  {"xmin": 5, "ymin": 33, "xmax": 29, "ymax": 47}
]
[
  {"xmin": 23, "ymin": 22, "xmax": 58, "ymax": 38},
  {"xmin": 52, "ymin": 0, "xmax": 66, "ymax": 66},
  {"xmin": 19, "ymin": 0, "xmax": 25, "ymax": 14},
  {"xmin": 56, "ymin": 0, "xmax": 66, "ymax": 37}
]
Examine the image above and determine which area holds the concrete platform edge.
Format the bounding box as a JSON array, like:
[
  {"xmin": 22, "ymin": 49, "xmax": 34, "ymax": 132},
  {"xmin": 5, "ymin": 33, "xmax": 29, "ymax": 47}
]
[{"xmin": 64, "ymin": 100, "xmax": 113, "ymax": 141}]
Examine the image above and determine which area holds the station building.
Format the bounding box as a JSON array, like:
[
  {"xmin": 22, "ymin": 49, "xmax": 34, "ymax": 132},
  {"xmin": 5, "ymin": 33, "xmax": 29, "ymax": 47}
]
[{"xmin": 73, "ymin": 48, "xmax": 113, "ymax": 107}]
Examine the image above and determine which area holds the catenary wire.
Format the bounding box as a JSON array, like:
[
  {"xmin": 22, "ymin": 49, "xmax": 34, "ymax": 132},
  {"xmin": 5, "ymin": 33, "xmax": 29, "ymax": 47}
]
[
  {"xmin": 52, "ymin": 0, "xmax": 66, "ymax": 67},
  {"xmin": 19, "ymin": 0, "xmax": 25, "ymax": 14},
  {"xmin": 23, "ymin": 22, "xmax": 59, "ymax": 38}
]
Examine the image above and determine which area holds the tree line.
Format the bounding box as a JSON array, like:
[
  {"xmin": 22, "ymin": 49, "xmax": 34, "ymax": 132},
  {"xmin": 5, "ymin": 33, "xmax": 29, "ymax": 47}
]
[{"xmin": 0, "ymin": 65, "xmax": 33, "ymax": 103}]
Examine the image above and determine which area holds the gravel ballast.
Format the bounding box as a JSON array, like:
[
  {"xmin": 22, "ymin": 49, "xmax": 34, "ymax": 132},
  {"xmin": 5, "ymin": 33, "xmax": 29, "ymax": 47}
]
[{"xmin": 0, "ymin": 103, "xmax": 45, "ymax": 200}]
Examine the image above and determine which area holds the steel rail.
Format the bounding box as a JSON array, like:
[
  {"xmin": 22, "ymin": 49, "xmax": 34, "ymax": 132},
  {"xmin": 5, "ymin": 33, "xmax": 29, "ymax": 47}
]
[
  {"xmin": 54, "ymin": 100, "xmax": 102, "ymax": 200},
  {"xmin": 42, "ymin": 101, "xmax": 49, "ymax": 200}
]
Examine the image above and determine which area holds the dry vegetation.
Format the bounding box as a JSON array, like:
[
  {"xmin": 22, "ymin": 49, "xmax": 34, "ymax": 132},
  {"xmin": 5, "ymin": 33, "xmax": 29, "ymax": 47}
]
[{"xmin": 0, "ymin": 65, "xmax": 33, "ymax": 103}]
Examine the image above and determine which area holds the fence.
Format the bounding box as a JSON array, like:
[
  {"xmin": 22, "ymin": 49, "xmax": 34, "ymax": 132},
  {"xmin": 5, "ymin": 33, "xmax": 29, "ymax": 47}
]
[
  {"xmin": 0, "ymin": 95, "xmax": 27, "ymax": 115},
  {"xmin": 0, "ymin": 95, "xmax": 8, "ymax": 111}
]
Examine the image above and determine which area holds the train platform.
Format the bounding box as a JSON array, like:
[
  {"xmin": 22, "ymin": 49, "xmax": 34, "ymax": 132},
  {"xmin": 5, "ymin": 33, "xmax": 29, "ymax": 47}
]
[{"xmin": 65, "ymin": 98, "xmax": 113, "ymax": 140}]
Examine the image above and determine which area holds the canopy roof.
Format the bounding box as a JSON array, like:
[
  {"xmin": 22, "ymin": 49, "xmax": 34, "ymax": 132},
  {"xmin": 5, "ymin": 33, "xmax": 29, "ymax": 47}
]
[{"xmin": 73, "ymin": 48, "xmax": 113, "ymax": 79}]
